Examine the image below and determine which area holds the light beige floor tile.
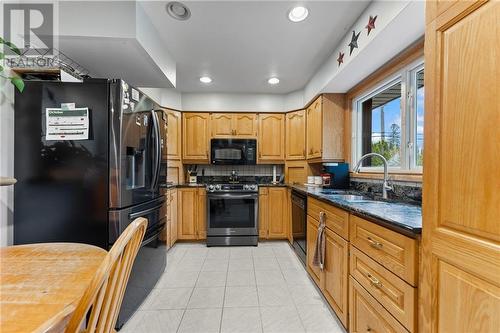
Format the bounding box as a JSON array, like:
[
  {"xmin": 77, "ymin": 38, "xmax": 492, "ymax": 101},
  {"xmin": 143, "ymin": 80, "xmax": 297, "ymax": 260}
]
[
  {"xmin": 229, "ymin": 247, "xmax": 253, "ymax": 259},
  {"xmin": 142, "ymin": 287, "xmax": 193, "ymax": 310},
  {"xmin": 196, "ymin": 270, "xmax": 227, "ymax": 287},
  {"xmin": 120, "ymin": 309, "xmax": 183, "ymax": 333},
  {"xmin": 157, "ymin": 270, "xmax": 199, "ymax": 288},
  {"xmin": 272, "ymin": 246, "xmax": 295, "ymax": 258},
  {"xmin": 221, "ymin": 307, "xmax": 262, "ymax": 333},
  {"xmin": 260, "ymin": 306, "xmax": 305, "ymax": 333},
  {"xmin": 281, "ymin": 268, "xmax": 312, "ymax": 285},
  {"xmin": 252, "ymin": 247, "xmax": 276, "ymax": 258},
  {"xmin": 255, "ymin": 269, "xmax": 285, "ymax": 286},
  {"xmin": 187, "ymin": 287, "xmax": 225, "ymax": 308},
  {"xmin": 207, "ymin": 247, "xmax": 230, "ymax": 260},
  {"xmin": 227, "ymin": 270, "xmax": 256, "ymax": 286},
  {"xmin": 296, "ymin": 304, "xmax": 345, "ymax": 333},
  {"xmin": 276, "ymin": 256, "xmax": 303, "ymax": 270},
  {"xmin": 224, "ymin": 286, "xmax": 259, "ymax": 307},
  {"xmin": 253, "ymin": 257, "xmax": 279, "ymax": 271},
  {"xmin": 229, "ymin": 258, "xmax": 254, "ymax": 271},
  {"xmin": 175, "ymin": 258, "xmax": 205, "ymax": 272},
  {"xmin": 202, "ymin": 259, "xmax": 229, "ymax": 272},
  {"xmin": 257, "ymin": 285, "xmax": 293, "ymax": 306},
  {"xmin": 290, "ymin": 284, "xmax": 324, "ymax": 306},
  {"xmin": 178, "ymin": 308, "xmax": 222, "ymax": 333}
]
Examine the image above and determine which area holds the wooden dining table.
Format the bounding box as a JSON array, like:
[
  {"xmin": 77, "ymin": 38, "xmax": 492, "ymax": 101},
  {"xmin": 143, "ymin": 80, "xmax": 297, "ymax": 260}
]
[{"xmin": 0, "ymin": 243, "xmax": 107, "ymax": 333}]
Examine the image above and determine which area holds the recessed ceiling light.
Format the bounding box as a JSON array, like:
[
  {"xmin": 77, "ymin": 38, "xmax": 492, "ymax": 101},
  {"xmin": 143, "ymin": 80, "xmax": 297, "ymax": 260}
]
[
  {"xmin": 268, "ymin": 77, "xmax": 280, "ymax": 85},
  {"xmin": 288, "ymin": 6, "xmax": 309, "ymax": 22},
  {"xmin": 166, "ymin": 2, "xmax": 191, "ymax": 21},
  {"xmin": 200, "ymin": 76, "xmax": 212, "ymax": 84}
]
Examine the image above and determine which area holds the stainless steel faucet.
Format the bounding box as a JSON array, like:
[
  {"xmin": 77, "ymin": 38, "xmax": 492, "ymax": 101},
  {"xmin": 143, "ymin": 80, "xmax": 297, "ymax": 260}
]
[{"xmin": 353, "ymin": 153, "xmax": 393, "ymax": 199}]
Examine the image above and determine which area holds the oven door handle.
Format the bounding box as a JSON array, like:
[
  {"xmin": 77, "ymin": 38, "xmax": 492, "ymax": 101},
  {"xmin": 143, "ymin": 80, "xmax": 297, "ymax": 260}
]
[{"xmin": 208, "ymin": 193, "xmax": 257, "ymax": 199}]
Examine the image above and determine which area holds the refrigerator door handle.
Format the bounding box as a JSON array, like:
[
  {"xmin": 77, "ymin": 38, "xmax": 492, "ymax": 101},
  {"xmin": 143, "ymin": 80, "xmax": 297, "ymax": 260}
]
[
  {"xmin": 150, "ymin": 110, "xmax": 161, "ymax": 190},
  {"xmin": 128, "ymin": 202, "xmax": 164, "ymax": 219}
]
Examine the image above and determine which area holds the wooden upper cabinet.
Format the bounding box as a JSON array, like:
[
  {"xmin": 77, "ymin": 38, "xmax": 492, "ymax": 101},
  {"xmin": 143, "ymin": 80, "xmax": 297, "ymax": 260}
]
[
  {"xmin": 211, "ymin": 113, "xmax": 257, "ymax": 138},
  {"xmin": 234, "ymin": 113, "xmax": 257, "ymax": 137},
  {"xmin": 258, "ymin": 113, "xmax": 285, "ymax": 163},
  {"xmin": 306, "ymin": 94, "xmax": 345, "ymax": 162},
  {"xmin": 166, "ymin": 109, "xmax": 182, "ymax": 160},
  {"xmin": 182, "ymin": 113, "xmax": 210, "ymax": 163},
  {"xmin": 211, "ymin": 113, "xmax": 233, "ymax": 137},
  {"xmin": 420, "ymin": 2, "xmax": 500, "ymax": 332},
  {"xmin": 285, "ymin": 110, "xmax": 306, "ymax": 160}
]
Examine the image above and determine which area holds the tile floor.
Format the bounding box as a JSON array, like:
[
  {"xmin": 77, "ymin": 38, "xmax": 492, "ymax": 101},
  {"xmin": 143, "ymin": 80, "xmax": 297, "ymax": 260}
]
[{"xmin": 121, "ymin": 241, "xmax": 346, "ymax": 333}]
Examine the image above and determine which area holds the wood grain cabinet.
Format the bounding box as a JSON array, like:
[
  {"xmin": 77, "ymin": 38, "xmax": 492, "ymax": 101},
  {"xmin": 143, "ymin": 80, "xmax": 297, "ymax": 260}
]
[
  {"xmin": 166, "ymin": 109, "xmax": 182, "ymax": 160},
  {"xmin": 211, "ymin": 113, "xmax": 257, "ymax": 138},
  {"xmin": 162, "ymin": 188, "xmax": 178, "ymax": 249},
  {"xmin": 177, "ymin": 187, "xmax": 206, "ymax": 240},
  {"xmin": 182, "ymin": 113, "xmax": 210, "ymax": 163},
  {"xmin": 306, "ymin": 94, "xmax": 345, "ymax": 162},
  {"xmin": 420, "ymin": 2, "xmax": 500, "ymax": 332},
  {"xmin": 306, "ymin": 216, "xmax": 321, "ymax": 286},
  {"xmin": 284, "ymin": 160, "xmax": 309, "ymax": 185},
  {"xmin": 285, "ymin": 110, "xmax": 306, "ymax": 160},
  {"xmin": 258, "ymin": 187, "xmax": 287, "ymax": 239},
  {"xmin": 258, "ymin": 114, "xmax": 285, "ymax": 163}
]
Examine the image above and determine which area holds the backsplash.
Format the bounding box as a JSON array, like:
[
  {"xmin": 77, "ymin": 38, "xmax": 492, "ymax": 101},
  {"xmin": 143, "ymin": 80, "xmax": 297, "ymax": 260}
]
[
  {"xmin": 350, "ymin": 178, "xmax": 422, "ymax": 205},
  {"xmin": 192, "ymin": 164, "xmax": 283, "ymax": 177}
]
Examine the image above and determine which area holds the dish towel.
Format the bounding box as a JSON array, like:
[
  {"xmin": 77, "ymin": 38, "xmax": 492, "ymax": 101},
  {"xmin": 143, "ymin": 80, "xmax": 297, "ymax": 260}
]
[{"xmin": 312, "ymin": 212, "xmax": 326, "ymax": 270}]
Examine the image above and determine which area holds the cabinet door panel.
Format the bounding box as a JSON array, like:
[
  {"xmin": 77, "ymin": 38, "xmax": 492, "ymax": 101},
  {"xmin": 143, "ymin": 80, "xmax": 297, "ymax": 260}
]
[
  {"xmin": 234, "ymin": 114, "xmax": 257, "ymax": 137},
  {"xmin": 166, "ymin": 110, "xmax": 182, "ymax": 160},
  {"xmin": 258, "ymin": 188, "xmax": 268, "ymax": 239},
  {"xmin": 306, "ymin": 216, "xmax": 321, "ymax": 286},
  {"xmin": 177, "ymin": 188, "xmax": 197, "ymax": 240},
  {"xmin": 197, "ymin": 188, "xmax": 206, "ymax": 240},
  {"xmin": 323, "ymin": 228, "xmax": 349, "ymax": 328},
  {"xmin": 420, "ymin": 2, "xmax": 500, "ymax": 332},
  {"xmin": 258, "ymin": 114, "xmax": 285, "ymax": 163},
  {"xmin": 306, "ymin": 97, "xmax": 322, "ymax": 159},
  {"xmin": 170, "ymin": 189, "xmax": 178, "ymax": 245},
  {"xmin": 211, "ymin": 113, "xmax": 233, "ymax": 137},
  {"xmin": 182, "ymin": 113, "xmax": 210, "ymax": 163},
  {"xmin": 268, "ymin": 188, "xmax": 287, "ymax": 239},
  {"xmin": 286, "ymin": 110, "xmax": 306, "ymax": 160}
]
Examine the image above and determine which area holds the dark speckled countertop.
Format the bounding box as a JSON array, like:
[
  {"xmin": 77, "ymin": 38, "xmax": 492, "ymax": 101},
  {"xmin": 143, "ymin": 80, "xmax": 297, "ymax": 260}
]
[{"xmin": 290, "ymin": 184, "xmax": 422, "ymax": 238}]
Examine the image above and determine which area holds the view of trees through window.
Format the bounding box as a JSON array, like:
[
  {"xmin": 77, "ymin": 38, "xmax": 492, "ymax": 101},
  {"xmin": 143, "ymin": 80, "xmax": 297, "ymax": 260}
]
[{"xmin": 361, "ymin": 82, "xmax": 402, "ymax": 167}]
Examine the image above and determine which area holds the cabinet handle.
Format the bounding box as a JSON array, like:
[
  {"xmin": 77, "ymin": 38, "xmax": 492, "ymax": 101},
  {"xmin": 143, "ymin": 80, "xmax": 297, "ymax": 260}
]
[
  {"xmin": 367, "ymin": 273, "xmax": 383, "ymax": 289},
  {"xmin": 319, "ymin": 211, "xmax": 326, "ymax": 226},
  {"xmin": 367, "ymin": 237, "xmax": 383, "ymax": 249}
]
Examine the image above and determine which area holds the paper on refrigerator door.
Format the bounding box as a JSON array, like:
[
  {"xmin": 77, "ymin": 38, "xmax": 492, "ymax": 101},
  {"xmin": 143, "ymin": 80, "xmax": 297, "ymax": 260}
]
[{"xmin": 45, "ymin": 107, "xmax": 89, "ymax": 140}]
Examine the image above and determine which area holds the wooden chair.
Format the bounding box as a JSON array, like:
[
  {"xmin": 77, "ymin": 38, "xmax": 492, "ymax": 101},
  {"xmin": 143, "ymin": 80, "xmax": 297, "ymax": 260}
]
[{"xmin": 64, "ymin": 217, "xmax": 148, "ymax": 333}]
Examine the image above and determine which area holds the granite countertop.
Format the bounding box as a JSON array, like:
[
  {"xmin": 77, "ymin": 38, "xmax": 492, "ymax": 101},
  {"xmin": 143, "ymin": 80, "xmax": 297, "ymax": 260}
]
[{"xmin": 290, "ymin": 184, "xmax": 422, "ymax": 238}]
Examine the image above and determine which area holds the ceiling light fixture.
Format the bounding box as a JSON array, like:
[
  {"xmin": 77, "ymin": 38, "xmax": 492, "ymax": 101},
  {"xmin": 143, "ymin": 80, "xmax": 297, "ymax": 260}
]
[
  {"xmin": 288, "ymin": 6, "xmax": 309, "ymax": 22},
  {"xmin": 268, "ymin": 77, "xmax": 280, "ymax": 85},
  {"xmin": 200, "ymin": 76, "xmax": 212, "ymax": 84},
  {"xmin": 166, "ymin": 2, "xmax": 191, "ymax": 21}
]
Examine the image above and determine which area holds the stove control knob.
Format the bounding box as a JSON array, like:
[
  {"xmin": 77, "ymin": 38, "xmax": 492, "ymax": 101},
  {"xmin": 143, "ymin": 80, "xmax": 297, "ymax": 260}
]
[
  {"xmin": 243, "ymin": 185, "xmax": 249, "ymax": 191},
  {"xmin": 250, "ymin": 185, "xmax": 257, "ymax": 191},
  {"xmin": 207, "ymin": 185, "xmax": 215, "ymax": 192},
  {"xmin": 215, "ymin": 184, "xmax": 221, "ymax": 191}
]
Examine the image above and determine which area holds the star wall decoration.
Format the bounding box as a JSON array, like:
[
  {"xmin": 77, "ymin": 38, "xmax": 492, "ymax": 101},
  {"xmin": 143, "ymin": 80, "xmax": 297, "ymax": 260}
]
[
  {"xmin": 366, "ymin": 15, "xmax": 377, "ymax": 35},
  {"xmin": 337, "ymin": 51, "xmax": 344, "ymax": 66},
  {"xmin": 348, "ymin": 30, "xmax": 360, "ymax": 56}
]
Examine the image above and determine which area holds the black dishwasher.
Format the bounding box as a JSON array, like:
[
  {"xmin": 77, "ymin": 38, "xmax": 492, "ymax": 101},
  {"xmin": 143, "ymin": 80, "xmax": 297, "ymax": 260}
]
[{"xmin": 291, "ymin": 190, "xmax": 307, "ymax": 264}]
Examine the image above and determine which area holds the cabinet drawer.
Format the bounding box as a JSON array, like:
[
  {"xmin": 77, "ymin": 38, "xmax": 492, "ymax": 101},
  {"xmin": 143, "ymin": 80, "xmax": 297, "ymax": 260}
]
[
  {"xmin": 307, "ymin": 197, "xmax": 349, "ymax": 240},
  {"xmin": 350, "ymin": 245, "xmax": 417, "ymax": 332},
  {"xmin": 349, "ymin": 277, "xmax": 409, "ymax": 333},
  {"xmin": 350, "ymin": 215, "xmax": 418, "ymax": 286}
]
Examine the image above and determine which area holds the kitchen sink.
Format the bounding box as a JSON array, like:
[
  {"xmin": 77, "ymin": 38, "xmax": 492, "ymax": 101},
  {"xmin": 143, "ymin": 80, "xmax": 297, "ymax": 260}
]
[{"xmin": 338, "ymin": 194, "xmax": 370, "ymax": 202}]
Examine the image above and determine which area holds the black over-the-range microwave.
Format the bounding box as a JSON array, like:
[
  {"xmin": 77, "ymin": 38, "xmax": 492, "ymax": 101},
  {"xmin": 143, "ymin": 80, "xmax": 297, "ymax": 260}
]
[{"xmin": 210, "ymin": 139, "xmax": 257, "ymax": 165}]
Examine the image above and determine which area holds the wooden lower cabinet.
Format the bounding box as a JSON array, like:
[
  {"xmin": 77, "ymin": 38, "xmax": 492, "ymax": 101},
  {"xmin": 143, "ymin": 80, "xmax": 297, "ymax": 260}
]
[
  {"xmin": 306, "ymin": 216, "xmax": 321, "ymax": 286},
  {"xmin": 177, "ymin": 187, "xmax": 206, "ymax": 240},
  {"xmin": 323, "ymin": 228, "xmax": 349, "ymax": 328},
  {"xmin": 170, "ymin": 189, "xmax": 178, "ymax": 245},
  {"xmin": 350, "ymin": 277, "xmax": 409, "ymax": 333},
  {"xmin": 258, "ymin": 187, "xmax": 287, "ymax": 239}
]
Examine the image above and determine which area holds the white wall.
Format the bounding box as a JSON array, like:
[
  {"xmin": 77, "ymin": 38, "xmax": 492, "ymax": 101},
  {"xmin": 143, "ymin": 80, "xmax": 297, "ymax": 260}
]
[{"xmin": 0, "ymin": 71, "xmax": 15, "ymax": 247}]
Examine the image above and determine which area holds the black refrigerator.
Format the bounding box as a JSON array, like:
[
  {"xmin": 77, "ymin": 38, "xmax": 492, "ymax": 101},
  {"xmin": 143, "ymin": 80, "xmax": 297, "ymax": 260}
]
[{"xmin": 14, "ymin": 79, "xmax": 167, "ymax": 329}]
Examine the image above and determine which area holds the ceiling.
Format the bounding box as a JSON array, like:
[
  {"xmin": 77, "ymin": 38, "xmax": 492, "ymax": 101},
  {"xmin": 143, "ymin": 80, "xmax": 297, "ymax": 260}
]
[{"xmin": 140, "ymin": 1, "xmax": 370, "ymax": 94}]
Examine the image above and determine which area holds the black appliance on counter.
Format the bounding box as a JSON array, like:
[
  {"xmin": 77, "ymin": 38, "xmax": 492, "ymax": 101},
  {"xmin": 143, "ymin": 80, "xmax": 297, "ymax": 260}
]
[
  {"xmin": 322, "ymin": 162, "xmax": 350, "ymax": 189},
  {"xmin": 211, "ymin": 138, "xmax": 257, "ymax": 165},
  {"xmin": 291, "ymin": 190, "xmax": 307, "ymax": 264},
  {"xmin": 206, "ymin": 182, "xmax": 259, "ymax": 246},
  {"xmin": 13, "ymin": 79, "xmax": 167, "ymax": 329}
]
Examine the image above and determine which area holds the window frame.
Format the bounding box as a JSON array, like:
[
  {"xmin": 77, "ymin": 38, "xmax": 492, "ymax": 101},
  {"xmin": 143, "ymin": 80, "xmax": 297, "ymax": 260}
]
[{"xmin": 351, "ymin": 57, "xmax": 424, "ymax": 173}]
